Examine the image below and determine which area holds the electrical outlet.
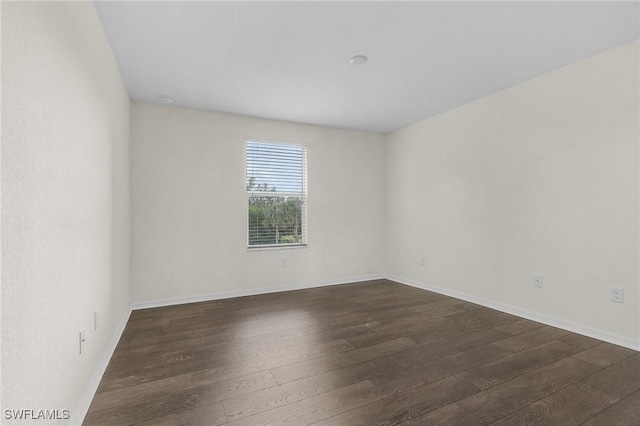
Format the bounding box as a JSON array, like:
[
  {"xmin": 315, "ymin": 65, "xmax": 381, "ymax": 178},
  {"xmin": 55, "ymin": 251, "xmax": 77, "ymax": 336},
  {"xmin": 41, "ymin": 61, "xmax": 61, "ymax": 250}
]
[
  {"xmin": 281, "ymin": 259, "xmax": 287, "ymax": 267},
  {"xmin": 79, "ymin": 329, "xmax": 86, "ymax": 354},
  {"xmin": 531, "ymin": 275, "xmax": 543, "ymax": 288},
  {"xmin": 94, "ymin": 311, "xmax": 98, "ymax": 331},
  {"xmin": 420, "ymin": 257, "xmax": 426, "ymax": 266},
  {"xmin": 610, "ymin": 287, "xmax": 624, "ymax": 303}
]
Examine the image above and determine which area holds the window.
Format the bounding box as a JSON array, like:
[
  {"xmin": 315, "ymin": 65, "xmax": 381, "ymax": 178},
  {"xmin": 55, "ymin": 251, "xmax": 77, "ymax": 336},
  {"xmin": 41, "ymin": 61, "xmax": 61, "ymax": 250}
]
[{"xmin": 246, "ymin": 140, "xmax": 307, "ymax": 248}]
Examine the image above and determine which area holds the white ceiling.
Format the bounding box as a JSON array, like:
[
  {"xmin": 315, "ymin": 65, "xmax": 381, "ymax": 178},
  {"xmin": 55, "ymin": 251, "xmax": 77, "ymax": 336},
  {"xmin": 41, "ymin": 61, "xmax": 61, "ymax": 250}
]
[{"xmin": 94, "ymin": 1, "xmax": 639, "ymax": 135}]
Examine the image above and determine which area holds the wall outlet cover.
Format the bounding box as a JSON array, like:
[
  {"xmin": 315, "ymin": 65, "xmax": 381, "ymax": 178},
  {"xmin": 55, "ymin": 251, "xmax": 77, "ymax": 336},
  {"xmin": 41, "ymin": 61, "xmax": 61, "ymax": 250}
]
[
  {"xmin": 610, "ymin": 287, "xmax": 624, "ymax": 303},
  {"xmin": 79, "ymin": 329, "xmax": 86, "ymax": 354},
  {"xmin": 532, "ymin": 275, "xmax": 543, "ymax": 288}
]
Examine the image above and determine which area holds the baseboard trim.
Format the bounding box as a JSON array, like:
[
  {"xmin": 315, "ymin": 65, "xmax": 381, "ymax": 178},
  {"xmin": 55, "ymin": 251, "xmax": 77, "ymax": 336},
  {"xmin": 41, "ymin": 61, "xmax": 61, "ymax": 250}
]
[
  {"xmin": 71, "ymin": 306, "xmax": 132, "ymax": 425},
  {"xmin": 130, "ymin": 274, "xmax": 385, "ymax": 311},
  {"xmin": 388, "ymin": 275, "xmax": 639, "ymax": 351}
]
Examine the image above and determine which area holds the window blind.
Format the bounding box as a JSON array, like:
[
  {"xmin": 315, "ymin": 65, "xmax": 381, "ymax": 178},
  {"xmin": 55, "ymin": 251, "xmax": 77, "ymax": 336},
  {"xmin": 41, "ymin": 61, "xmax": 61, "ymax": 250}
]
[{"xmin": 246, "ymin": 141, "xmax": 307, "ymax": 247}]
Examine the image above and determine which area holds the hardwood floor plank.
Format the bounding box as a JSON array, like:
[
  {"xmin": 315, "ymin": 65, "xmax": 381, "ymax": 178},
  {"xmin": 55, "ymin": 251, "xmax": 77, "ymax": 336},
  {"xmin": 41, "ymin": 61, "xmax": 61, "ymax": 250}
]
[
  {"xmin": 341, "ymin": 282, "xmax": 424, "ymax": 300},
  {"xmin": 313, "ymin": 375, "xmax": 479, "ymax": 426},
  {"xmin": 374, "ymin": 344, "xmax": 511, "ymax": 395},
  {"xmin": 344, "ymin": 306, "xmax": 455, "ymax": 330},
  {"xmin": 454, "ymin": 301, "xmax": 493, "ymax": 312},
  {"xmin": 149, "ymin": 309, "xmax": 356, "ymax": 341},
  {"xmin": 221, "ymin": 298, "xmax": 343, "ymax": 318},
  {"xmin": 442, "ymin": 306, "xmax": 503, "ymax": 323},
  {"xmin": 269, "ymin": 337, "xmax": 416, "ymax": 384},
  {"xmin": 238, "ymin": 333, "xmax": 360, "ymax": 360},
  {"xmin": 391, "ymin": 328, "xmax": 511, "ymax": 368},
  {"xmin": 116, "ymin": 328, "xmax": 234, "ymax": 352},
  {"xmin": 494, "ymin": 319, "xmax": 545, "ymax": 336},
  {"xmin": 225, "ymin": 380, "xmax": 385, "ymax": 426},
  {"xmin": 491, "ymin": 326, "xmax": 568, "ymax": 353},
  {"xmin": 582, "ymin": 390, "xmax": 640, "ymax": 426},
  {"xmin": 120, "ymin": 317, "xmax": 171, "ymax": 333},
  {"xmin": 571, "ymin": 342, "xmax": 637, "ymax": 368},
  {"xmin": 405, "ymin": 297, "xmax": 469, "ymax": 313},
  {"xmin": 103, "ymin": 351, "xmax": 166, "ymax": 376},
  {"xmin": 167, "ymin": 337, "xmax": 351, "ymax": 366},
  {"xmin": 167, "ymin": 311, "xmax": 260, "ymax": 330},
  {"xmin": 114, "ymin": 330, "xmax": 236, "ymax": 357},
  {"xmin": 344, "ymin": 316, "xmax": 453, "ymax": 349},
  {"xmin": 457, "ymin": 356, "xmax": 600, "ymax": 423},
  {"xmin": 187, "ymin": 338, "xmax": 357, "ymax": 389},
  {"xmin": 231, "ymin": 312, "xmax": 356, "ymax": 339},
  {"xmin": 184, "ymin": 315, "xmax": 374, "ymax": 359},
  {"xmin": 458, "ymin": 340, "xmax": 581, "ymax": 390},
  {"xmin": 97, "ymin": 349, "xmax": 244, "ymax": 393},
  {"xmin": 582, "ymin": 353, "xmax": 640, "ymax": 398},
  {"xmin": 408, "ymin": 313, "xmax": 518, "ymax": 346},
  {"xmin": 369, "ymin": 304, "xmax": 466, "ymax": 330},
  {"xmin": 400, "ymin": 402, "xmax": 486, "ymax": 426},
  {"xmin": 223, "ymin": 357, "xmax": 403, "ymax": 421},
  {"xmin": 116, "ymin": 329, "xmax": 197, "ymax": 349},
  {"xmin": 236, "ymin": 326, "xmax": 370, "ymax": 360},
  {"xmin": 347, "ymin": 298, "xmax": 455, "ymax": 317},
  {"xmin": 132, "ymin": 401, "xmax": 227, "ymax": 426},
  {"xmin": 490, "ymin": 382, "xmax": 619, "ymax": 426},
  {"xmin": 346, "ymin": 287, "xmax": 437, "ymax": 303},
  {"xmin": 88, "ymin": 375, "xmax": 190, "ymax": 413},
  {"xmin": 87, "ymin": 371, "xmax": 276, "ymax": 425},
  {"xmin": 251, "ymin": 307, "xmax": 355, "ymax": 324},
  {"xmin": 557, "ymin": 333, "xmax": 601, "ymax": 350}
]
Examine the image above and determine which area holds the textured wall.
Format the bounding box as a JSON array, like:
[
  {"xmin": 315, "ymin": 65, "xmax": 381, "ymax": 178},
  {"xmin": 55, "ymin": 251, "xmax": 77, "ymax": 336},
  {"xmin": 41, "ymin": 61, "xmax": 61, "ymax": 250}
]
[
  {"xmin": 2, "ymin": 2, "xmax": 130, "ymax": 423},
  {"xmin": 385, "ymin": 41, "xmax": 639, "ymax": 348}
]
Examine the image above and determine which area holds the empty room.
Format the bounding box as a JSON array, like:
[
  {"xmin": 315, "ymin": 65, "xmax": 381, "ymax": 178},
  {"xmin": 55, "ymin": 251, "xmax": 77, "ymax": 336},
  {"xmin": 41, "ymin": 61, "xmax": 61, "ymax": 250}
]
[{"xmin": 2, "ymin": 1, "xmax": 639, "ymax": 425}]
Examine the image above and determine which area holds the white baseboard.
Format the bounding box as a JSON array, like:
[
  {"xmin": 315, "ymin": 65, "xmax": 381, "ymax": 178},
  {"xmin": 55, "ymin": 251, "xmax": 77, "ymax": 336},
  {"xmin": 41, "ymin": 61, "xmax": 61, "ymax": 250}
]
[
  {"xmin": 388, "ymin": 274, "xmax": 640, "ymax": 351},
  {"xmin": 130, "ymin": 274, "xmax": 385, "ymax": 311},
  {"xmin": 71, "ymin": 306, "xmax": 132, "ymax": 426}
]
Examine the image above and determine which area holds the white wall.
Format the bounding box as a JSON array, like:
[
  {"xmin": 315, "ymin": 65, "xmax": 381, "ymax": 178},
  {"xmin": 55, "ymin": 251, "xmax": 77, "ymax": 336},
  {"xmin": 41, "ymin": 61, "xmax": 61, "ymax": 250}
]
[
  {"xmin": 385, "ymin": 41, "xmax": 639, "ymax": 348},
  {"xmin": 2, "ymin": 2, "xmax": 130, "ymax": 423},
  {"xmin": 130, "ymin": 103, "xmax": 385, "ymax": 303},
  {"xmin": 1, "ymin": 3, "xmax": 637, "ymax": 422}
]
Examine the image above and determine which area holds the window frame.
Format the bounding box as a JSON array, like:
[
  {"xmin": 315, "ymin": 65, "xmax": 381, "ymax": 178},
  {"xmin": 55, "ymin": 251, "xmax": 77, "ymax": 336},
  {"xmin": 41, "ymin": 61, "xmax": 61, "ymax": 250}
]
[{"xmin": 245, "ymin": 139, "xmax": 308, "ymax": 250}]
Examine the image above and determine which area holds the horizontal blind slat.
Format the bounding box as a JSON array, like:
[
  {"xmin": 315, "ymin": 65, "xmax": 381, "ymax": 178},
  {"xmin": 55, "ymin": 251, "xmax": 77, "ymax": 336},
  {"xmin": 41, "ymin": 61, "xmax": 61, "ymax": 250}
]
[{"xmin": 247, "ymin": 140, "xmax": 307, "ymax": 247}]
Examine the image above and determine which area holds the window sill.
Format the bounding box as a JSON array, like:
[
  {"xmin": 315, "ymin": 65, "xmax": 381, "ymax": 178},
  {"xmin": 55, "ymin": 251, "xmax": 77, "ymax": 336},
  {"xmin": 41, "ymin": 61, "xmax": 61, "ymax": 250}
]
[{"xmin": 246, "ymin": 244, "xmax": 308, "ymax": 252}]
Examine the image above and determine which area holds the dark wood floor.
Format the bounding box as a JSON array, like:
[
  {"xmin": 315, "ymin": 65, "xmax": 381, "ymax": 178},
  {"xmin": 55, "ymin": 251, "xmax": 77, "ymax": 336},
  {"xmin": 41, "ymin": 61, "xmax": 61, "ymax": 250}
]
[{"xmin": 84, "ymin": 279, "xmax": 639, "ymax": 425}]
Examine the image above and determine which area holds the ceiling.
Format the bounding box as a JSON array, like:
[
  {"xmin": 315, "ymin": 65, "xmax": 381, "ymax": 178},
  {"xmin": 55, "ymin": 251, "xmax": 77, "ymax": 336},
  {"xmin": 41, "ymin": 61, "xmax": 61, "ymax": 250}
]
[{"xmin": 94, "ymin": 1, "xmax": 639, "ymax": 135}]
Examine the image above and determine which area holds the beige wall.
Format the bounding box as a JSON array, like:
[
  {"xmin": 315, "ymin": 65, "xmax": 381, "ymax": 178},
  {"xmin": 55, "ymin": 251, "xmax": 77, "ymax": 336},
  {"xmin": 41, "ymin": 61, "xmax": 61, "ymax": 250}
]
[
  {"xmin": 385, "ymin": 41, "xmax": 639, "ymax": 348},
  {"xmin": 1, "ymin": 2, "xmax": 131, "ymax": 423},
  {"xmin": 130, "ymin": 103, "xmax": 385, "ymax": 303}
]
